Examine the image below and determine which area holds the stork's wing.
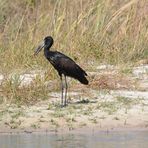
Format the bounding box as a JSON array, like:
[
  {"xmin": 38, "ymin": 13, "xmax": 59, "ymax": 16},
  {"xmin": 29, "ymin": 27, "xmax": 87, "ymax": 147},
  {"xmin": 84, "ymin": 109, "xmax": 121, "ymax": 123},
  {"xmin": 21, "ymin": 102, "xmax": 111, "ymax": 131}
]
[
  {"xmin": 48, "ymin": 51, "xmax": 88, "ymax": 84},
  {"xmin": 59, "ymin": 57, "xmax": 87, "ymax": 75}
]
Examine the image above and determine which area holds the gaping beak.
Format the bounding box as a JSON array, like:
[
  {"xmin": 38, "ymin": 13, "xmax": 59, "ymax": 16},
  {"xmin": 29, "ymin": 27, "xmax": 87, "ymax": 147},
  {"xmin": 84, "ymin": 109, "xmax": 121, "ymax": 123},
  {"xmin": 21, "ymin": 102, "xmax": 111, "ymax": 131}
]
[{"xmin": 34, "ymin": 41, "xmax": 45, "ymax": 56}]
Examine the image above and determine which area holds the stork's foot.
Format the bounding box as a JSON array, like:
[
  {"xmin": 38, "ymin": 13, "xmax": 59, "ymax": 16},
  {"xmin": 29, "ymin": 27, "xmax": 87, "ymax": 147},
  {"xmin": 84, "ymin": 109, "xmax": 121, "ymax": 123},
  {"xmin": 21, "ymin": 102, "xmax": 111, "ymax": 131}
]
[
  {"xmin": 60, "ymin": 104, "xmax": 64, "ymax": 108},
  {"xmin": 60, "ymin": 103, "xmax": 68, "ymax": 108}
]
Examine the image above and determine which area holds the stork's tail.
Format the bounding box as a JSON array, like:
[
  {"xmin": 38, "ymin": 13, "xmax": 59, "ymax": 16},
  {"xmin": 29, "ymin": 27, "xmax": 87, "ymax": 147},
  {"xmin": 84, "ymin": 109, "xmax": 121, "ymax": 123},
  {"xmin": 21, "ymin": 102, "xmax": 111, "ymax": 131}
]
[
  {"xmin": 75, "ymin": 65, "xmax": 89, "ymax": 85},
  {"xmin": 78, "ymin": 75, "xmax": 89, "ymax": 85}
]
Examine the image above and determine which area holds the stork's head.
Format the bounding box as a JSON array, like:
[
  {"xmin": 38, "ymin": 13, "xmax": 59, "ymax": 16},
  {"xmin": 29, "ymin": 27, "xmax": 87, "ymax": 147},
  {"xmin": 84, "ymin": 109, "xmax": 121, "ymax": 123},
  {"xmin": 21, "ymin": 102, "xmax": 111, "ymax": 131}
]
[{"xmin": 34, "ymin": 36, "xmax": 54, "ymax": 55}]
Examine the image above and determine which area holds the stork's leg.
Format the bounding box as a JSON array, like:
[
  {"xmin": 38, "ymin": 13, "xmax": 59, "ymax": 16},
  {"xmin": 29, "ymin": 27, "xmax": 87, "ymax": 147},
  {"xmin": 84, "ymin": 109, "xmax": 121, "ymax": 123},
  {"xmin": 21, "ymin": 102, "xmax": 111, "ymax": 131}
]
[
  {"xmin": 60, "ymin": 75, "xmax": 64, "ymax": 107},
  {"xmin": 64, "ymin": 75, "xmax": 68, "ymax": 106}
]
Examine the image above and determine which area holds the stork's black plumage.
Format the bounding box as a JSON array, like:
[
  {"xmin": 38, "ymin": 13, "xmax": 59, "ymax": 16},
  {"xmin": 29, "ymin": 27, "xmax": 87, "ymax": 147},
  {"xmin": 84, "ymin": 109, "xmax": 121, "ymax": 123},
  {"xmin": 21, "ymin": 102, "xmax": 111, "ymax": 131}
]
[{"xmin": 34, "ymin": 36, "xmax": 88, "ymax": 107}]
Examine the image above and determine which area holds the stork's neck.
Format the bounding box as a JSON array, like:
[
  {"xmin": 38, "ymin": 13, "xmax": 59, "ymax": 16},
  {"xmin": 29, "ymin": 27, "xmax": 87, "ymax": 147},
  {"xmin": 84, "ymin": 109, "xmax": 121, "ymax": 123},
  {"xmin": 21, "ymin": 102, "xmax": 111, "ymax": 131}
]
[
  {"xmin": 44, "ymin": 47, "xmax": 54, "ymax": 60},
  {"xmin": 44, "ymin": 46, "xmax": 50, "ymax": 54}
]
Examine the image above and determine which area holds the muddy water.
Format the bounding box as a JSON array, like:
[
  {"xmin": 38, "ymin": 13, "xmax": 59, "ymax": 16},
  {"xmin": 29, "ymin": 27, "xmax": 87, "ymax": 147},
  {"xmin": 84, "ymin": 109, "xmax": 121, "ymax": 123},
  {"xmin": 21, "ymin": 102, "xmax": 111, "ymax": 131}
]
[{"xmin": 0, "ymin": 131, "xmax": 148, "ymax": 148}]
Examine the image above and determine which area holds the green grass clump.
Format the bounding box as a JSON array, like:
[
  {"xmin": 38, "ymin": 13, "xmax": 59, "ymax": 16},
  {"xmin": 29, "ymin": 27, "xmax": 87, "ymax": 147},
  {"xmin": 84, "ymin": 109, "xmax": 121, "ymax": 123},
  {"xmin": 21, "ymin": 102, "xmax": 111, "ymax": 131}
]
[
  {"xmin": 96, "ymin": 96, "xmax": 140, "ymax": 114},
  {"xmin": 1, "ymin": 75, "xmax": 50, "ymax": 105},
  {"xmin": 96, "ymin": 101, "xmax": 119, "ymax": 114}
]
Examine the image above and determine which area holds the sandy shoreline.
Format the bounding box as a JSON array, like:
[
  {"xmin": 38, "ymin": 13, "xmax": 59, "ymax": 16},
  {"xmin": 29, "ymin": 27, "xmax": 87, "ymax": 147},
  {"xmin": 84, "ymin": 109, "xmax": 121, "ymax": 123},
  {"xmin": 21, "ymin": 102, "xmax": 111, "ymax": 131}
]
[
  {"xmin": 0, "ymin": 64, "xmax": 147, "ymax": 134},
  {"xmin": 0, "ymin": 126, "xmax": 148, "ymax": 135}
]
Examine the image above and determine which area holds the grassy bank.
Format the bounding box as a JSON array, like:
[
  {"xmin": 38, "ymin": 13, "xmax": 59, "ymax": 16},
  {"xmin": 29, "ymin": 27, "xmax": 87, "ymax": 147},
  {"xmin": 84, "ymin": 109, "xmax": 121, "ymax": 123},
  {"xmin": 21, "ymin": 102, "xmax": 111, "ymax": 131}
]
[{"xmin": 0, "ymin": 0, "xmax": 148, "ymax": 105}]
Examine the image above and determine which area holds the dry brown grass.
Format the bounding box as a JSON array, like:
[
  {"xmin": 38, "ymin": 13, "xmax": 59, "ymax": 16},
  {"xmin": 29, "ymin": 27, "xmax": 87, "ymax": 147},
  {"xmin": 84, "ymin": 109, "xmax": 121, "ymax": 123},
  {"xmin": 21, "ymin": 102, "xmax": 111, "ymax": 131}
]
[
  {"xmin": 90, "ymin": 72, "xmax": 136, "ymax": 90},
  {"xmin": 0, "ymin": 0, "xmax": 147, "ymax": 73}
]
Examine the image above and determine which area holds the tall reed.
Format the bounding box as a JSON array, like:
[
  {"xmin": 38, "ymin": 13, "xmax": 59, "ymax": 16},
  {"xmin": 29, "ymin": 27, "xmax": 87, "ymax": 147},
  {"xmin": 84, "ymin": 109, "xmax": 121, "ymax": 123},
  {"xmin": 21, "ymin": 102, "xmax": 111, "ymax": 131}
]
[{"xmin": 0, "ymin": 0, "xmax": 147, "ymax": 73}]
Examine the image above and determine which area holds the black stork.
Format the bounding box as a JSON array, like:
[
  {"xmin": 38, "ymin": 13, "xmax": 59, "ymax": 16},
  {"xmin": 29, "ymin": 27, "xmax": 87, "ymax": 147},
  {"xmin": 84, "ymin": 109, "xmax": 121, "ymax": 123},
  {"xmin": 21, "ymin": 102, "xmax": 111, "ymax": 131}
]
[{"xmin": 34, "ymin": 36, "xmax": 88, "ymax": 107}]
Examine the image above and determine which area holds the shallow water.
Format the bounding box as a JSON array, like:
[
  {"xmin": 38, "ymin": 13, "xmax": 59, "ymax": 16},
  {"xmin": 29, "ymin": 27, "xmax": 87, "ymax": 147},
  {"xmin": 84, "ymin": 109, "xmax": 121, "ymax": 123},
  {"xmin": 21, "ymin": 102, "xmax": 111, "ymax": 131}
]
[{"xmin": 0, "ymin": 131, "xmax": 148, "ymax": 148}]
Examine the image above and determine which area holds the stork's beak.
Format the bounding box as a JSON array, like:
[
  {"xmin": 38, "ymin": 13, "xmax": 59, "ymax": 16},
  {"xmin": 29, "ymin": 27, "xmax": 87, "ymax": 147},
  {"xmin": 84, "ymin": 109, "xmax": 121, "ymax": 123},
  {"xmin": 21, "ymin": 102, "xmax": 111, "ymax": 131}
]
[{"xmin": 34, "ymin": 41, "xmax": 45, "ymax": 56}]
